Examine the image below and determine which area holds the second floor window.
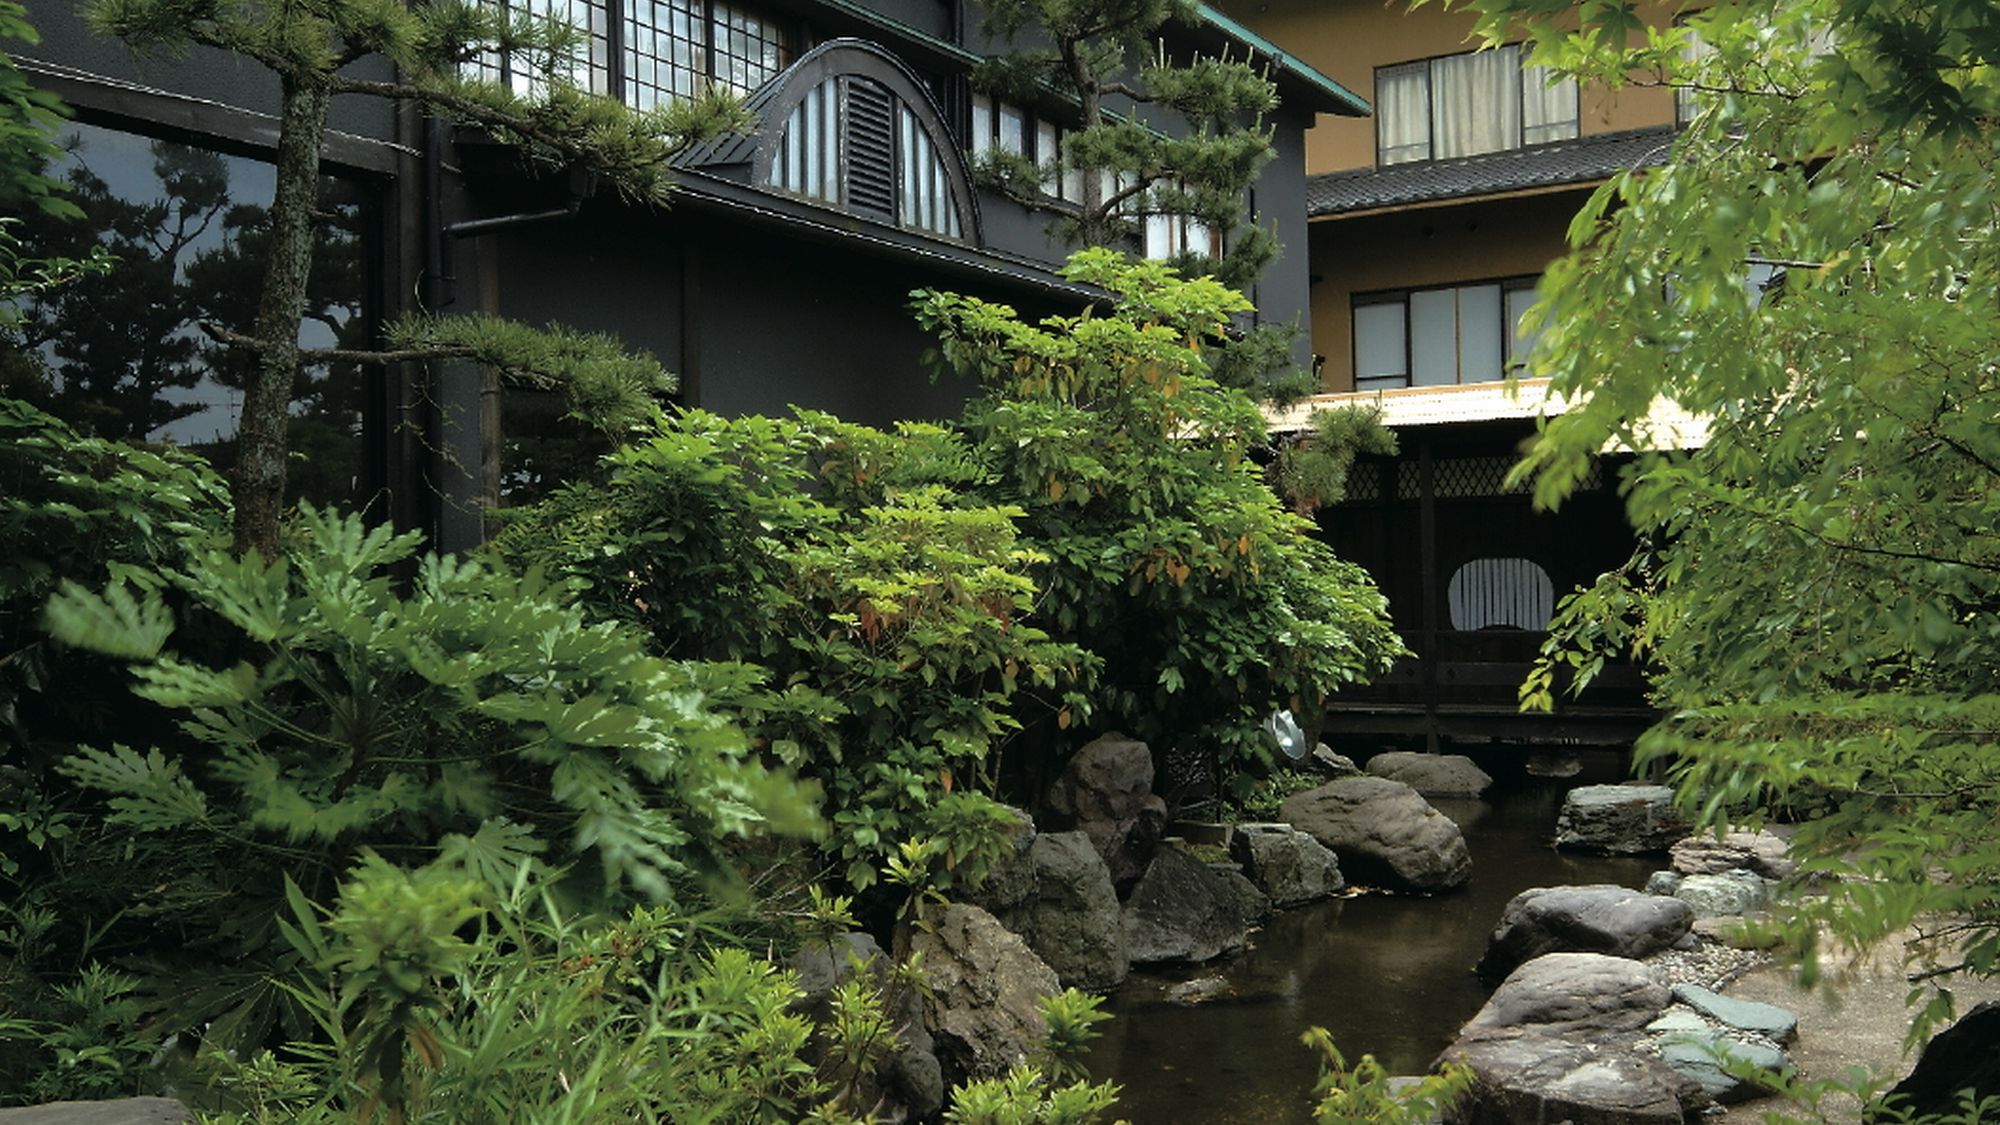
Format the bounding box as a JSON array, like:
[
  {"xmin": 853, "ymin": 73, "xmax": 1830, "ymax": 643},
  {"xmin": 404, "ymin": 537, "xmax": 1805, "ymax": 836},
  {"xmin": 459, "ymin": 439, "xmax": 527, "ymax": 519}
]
[
  {"xmin": 968, "ymin": 93, "xmax": 1084, "ymax": 203},
  {"xmin": 1376, "ymin": 45, "xmax": 1577, "ymax": 166},
  {"xmin": 1353, "ymin": 276, "xmax": 1541, "ymax": 390},
  {"xmin": 626, "ymin": 0, "xmax": 790, "ymax": 108},
  {"xmin": 468, "ymin": 0, "xmax": 790, "ymax": 109}
]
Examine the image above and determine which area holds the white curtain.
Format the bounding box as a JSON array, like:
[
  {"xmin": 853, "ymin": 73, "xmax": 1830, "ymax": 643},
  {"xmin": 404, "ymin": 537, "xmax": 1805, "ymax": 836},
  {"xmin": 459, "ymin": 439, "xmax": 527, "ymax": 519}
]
[
  {"xmin": 1432, "ymin": 46, "xmax": 1519, "ymax": 159},
  {"xmin": 1375, "ymin": 63, "xmax": 1431, "ymax": 165},
  {"xmin": 1521, "ymin": 62, "xmax": 1577, "ymax": 145}
]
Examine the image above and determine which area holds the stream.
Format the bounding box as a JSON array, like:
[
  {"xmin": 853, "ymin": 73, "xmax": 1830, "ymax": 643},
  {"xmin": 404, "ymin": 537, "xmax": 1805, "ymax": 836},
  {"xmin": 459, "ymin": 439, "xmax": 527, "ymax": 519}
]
[{"xmin": 1087, "ymin": 753, "xmax": 1659, "ymax": 1123}]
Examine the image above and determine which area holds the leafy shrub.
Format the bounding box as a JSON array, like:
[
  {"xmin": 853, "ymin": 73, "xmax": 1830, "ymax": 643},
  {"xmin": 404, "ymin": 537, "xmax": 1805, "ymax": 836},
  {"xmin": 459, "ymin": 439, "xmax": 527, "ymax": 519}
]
[
  {"xmin": 11, "ymin": 503, "xmax": 817, "ymax": 1080},
  {"xmin": 497, "ymin": 409, "xmax": 1096, "ymax": 887},
  {"xmin": 1302, "ymin": 1028, "xmax": 1471, "ymax": 1124},
  {"xmin": 916, "ymin": 250, "xmax": 1404, "ymax": 785},
  {"xmin": 1229, "ymin": 767, "xmax": 1326, "ymax": 823}
]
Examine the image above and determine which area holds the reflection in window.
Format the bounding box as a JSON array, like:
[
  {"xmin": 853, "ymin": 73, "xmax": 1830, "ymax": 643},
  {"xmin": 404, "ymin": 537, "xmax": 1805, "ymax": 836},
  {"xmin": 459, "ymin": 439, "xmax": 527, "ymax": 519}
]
[
  {"xmin": 1449, "ymin": 557, "xmax": 1555, "ymax": 631},
  {"xmin": 2, "ymin": 122, "xmax": 374, "ymax": 509},
  {"xmin": 625, "ymin": 0, "xmax": 789, "ymax": 108},
  {"xmin": 466, "ymin": 0, "xmax": 614, "ymax": 96}
]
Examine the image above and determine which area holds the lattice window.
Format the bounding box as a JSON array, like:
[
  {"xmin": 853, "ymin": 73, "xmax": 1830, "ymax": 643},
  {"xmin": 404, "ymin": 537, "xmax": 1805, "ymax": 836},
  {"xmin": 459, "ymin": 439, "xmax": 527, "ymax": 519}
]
[
  {"xmin": 466, "ymin": 0, "xmax": 613, "ymax": 97},
  {"xmin": 1395, "ymin": 456, "xmax": 1601, "ymax": 500},
  {"xmin": 624, "ymin": 0, "xmax": 789, "ymax": 110}
]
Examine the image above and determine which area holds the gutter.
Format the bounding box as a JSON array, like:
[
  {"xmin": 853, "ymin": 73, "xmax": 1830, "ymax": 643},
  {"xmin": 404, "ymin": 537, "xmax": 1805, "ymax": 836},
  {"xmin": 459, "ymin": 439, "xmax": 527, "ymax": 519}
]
[{"xmin": 1191, "ymin": 4, "xmax": 1371, "ymax": 118}]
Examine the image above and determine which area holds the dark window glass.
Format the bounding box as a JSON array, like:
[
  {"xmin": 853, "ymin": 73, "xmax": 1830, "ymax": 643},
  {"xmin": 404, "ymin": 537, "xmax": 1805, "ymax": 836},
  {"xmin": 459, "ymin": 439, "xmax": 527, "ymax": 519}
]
[{"xmin": 2, "ymin": 121, "xmax": 376, "ymax": 509}]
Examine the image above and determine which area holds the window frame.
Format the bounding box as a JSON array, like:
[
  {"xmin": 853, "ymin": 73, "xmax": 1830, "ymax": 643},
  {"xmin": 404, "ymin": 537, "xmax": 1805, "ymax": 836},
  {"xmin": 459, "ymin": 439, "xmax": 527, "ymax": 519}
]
[
  {"xmin": 469, "ymin": 0, "xmax": 798, "ymax": 110},
  {"xmin": 1372, "ymin": 44, "xmax": 1580, "ymax": 168},
  {"xmin": 967, "ymin": 92, "xmax": 1083, "ymax": 204},
  {"xmin": 1351, "ymin": 274, "xmax": 1542, "ymax": 390}
]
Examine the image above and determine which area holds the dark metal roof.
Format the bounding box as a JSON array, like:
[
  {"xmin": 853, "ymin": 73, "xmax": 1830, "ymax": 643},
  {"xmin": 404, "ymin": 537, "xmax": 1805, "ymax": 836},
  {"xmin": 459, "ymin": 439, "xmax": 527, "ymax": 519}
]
[{"xmin": 1307, "ymin": 127, "xmax": 1678, "ymax": 217}]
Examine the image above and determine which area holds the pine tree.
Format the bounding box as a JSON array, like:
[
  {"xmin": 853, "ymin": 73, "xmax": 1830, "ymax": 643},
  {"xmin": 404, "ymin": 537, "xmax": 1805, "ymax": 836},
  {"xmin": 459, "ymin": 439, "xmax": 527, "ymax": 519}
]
[
  {"xmin": 971, "ymin": 0, "xmax": 1310, "ymax": 398},
  {"xmin": 84, "ymin": 0, "xmax": 754, "ymax": 555}
]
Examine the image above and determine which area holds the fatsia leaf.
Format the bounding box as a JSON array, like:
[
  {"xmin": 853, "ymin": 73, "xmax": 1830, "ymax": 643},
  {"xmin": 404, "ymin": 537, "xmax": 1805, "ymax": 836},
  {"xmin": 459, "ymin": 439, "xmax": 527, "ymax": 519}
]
[
  {"xmin": 42, "ymin": 579, "xmax": 172, "ymax": 660},
  {"xmin": 56, "ymin": 743, "xmax": 209, "ymax": 830}
]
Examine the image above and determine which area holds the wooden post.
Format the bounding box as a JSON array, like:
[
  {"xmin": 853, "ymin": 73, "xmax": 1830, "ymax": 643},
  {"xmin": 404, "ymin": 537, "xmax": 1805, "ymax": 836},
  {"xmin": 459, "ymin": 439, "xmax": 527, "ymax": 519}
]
[{"xmin": 1418, "ymin": 438, "xmax": 1440, "ymax": 754}]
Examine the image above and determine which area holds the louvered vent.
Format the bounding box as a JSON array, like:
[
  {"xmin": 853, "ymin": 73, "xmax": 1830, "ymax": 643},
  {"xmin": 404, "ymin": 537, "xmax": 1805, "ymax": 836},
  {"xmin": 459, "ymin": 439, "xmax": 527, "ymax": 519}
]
[{"xmin": 844, "ymin": 78, "xmax": 896, "ymax": 220}]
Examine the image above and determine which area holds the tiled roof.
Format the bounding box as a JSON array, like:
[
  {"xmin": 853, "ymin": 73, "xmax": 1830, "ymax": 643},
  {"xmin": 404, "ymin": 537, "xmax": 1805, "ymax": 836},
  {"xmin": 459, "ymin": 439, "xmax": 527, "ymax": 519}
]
[{"xmin": 1307, "ymin": 128, "xmax": 1678, "ymax": 217}]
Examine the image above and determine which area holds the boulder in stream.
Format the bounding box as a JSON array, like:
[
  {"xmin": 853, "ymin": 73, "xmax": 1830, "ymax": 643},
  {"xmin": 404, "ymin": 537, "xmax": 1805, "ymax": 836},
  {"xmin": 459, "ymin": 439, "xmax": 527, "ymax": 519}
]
[
  {"xmin": 1466, "ymin": 952, "xmax": 1671, "ymax": 1037},
  {"xmin": 1669, "ymin": 829, "xmax": 1796, "ymax": 880},
  {"xmin": 1230, "ymin": 822, "xmax": 1344, "ymax": 907},
  {"xmin": 909, "ymin": 903, "xmax": 1061, "ymax": 1090},
  {"xmin": 1553, "ymin": 785, "xmax": 1685, "ymax": 855},
  {"xmin": 1121, "ymin": 843, "xmax": 1259, "ymax": 965},
  {"xmin": 1367, "ymin": 751, "xmax": 1494, "ymax": 798},
  {"xmin": 1477, "ymin": 884, "xmax": 1694, "ymax": 983},
  {"xmin": 1279, "ymin": 776, "xmax": 1471, "ymax": 892}
]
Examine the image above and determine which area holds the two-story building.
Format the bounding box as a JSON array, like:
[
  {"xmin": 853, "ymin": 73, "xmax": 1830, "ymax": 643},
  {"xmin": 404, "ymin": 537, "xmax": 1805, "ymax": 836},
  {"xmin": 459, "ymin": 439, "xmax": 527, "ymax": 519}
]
[
  {"xmin": 1219, "ymin": 0, "xmax": 1688, "ymax": 749},
  {"xmin": 10, "ymin": 0, "xmax": 1363, "ymax": 547}
]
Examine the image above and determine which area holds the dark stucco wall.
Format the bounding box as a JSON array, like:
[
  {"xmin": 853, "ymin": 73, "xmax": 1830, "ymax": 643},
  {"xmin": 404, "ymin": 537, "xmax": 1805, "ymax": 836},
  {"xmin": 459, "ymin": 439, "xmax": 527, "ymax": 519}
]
[
  {"xmin": 20, "ymin": 3, "xmax": 400, "ymax": 148},
  {"xmin": 1252, "ymin": 107, "xmax": 1318, "ymax": 371},
  {"xmin": 486, "ymin": 203, "xmax": 1016, "ymax": 429}
]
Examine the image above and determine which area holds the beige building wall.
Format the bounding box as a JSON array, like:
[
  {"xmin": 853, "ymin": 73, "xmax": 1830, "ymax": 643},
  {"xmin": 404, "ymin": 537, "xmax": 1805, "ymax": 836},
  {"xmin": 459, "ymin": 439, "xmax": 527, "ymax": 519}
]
[
  {"xmin": 1307, "ymin": 189, "xmax": 1588, "ymax": 391},
  {"xmin": 1221, "ymin": 0, "xmax": 1677, "ymax": 175}
]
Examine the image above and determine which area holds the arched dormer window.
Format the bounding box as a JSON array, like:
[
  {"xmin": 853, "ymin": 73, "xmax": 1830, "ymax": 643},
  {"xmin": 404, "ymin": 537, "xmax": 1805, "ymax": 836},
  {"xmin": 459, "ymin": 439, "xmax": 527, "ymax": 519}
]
[{"xmin": 752, "ymin": 41, "xmax": 976, "ymax": 242}]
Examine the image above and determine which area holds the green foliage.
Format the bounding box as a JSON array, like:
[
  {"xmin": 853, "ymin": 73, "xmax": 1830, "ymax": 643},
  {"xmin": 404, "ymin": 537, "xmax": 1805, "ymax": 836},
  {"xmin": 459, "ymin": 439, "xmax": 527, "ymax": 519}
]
[
  {"xmin": 1228, "ymin": 766, "xmax": 1325, "ymax": 823},
  {"xmin": 387, "ymin": 313, "xmax": 678, "ymax": 439},
  {"xmin": 1275, "ymin": 405, "xmax": 1398, "ymax": 514},
  {"xmin": 10, "ymin": 501, "xmax": 816, "ymax": 1081},
  {"xmin": 1301, "ymin": 1028, "xmax": 1472, "ymax": 1124},
  {"xmin": 918, "ymin": 250, "xmax": 1404, "ymax": 788},
  {"xmin": 0, "ymin": 0, "xmax": 79, "ymax": 222},
  {"xmin": 498, "ymin": 408, "xmax": 1096, "ymax": 888},
  {"xmin": 944, "ymin": 1067, "xmax": 1122, "ymax": 1125},
  {"xmin": 972, "ymin": 0, "xmax": 1279, "ymax": 292},
  {"xmin": 1458, "ymin": 0, "xmax": 2000, "ymax": 1046}
]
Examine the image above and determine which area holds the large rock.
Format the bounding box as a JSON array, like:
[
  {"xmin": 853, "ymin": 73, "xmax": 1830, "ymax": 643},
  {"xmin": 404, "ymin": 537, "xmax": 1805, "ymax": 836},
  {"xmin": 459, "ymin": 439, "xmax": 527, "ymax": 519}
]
[
  {"xmin": 1230, "ymin": 822, "xmax": 1345, "ymax": 907},
  {"xmin": 1477, "ymin": 884, "xmax": 1695, "ymax": 982},
  {"xmin": 1878, "ymin": 1000, "xmax": 2000, "ymax": 1122},
  {"xmin": 790, "ymin": 932, "xmax": 942, "ymax": 1121},
  {"xmin": 1309, "ymin": 743, "xmax": 1363, "ymax": 778},
  {"xmin": 1673, "ymin": 872, "xmax": 1769, "ymax": 918},
  {"xmin": 1121, "ymin": 844, "xmax": 1258, "ymax": 964},
  {"xmin": 960, "ymin": 804, "xmax": 1039, "ymax": 915},
  {"xmin": 1554, "ymin": 785, "xmax": 1685, "ymax": 855},
  {"xmin": 909, "ymin": 903, "xmax": 1062, "ymax": 1089},
  {"xmin": 0, "ymin": 1102, "xmax": 193, "ymax": 1125},
  {"xmin": 1670, "ymin": 984, "xmax": 1798, "ymax": 1045},
  {"xmin": 1367, "ymin": 751, "xmax": 1494, "ymax": 798},
  {"xmin": 1044, "ymin": 733, "xmax": 1168, "ymax": 886},
  {"xmin": 1670, "ymin": 829, "xmax": 1797, "ymax": 880},
  {"xmin": 1443, "ymin": 1029, "xmax": 1706, "ymax": 1125},
  {"xmin": 1279, "ymin": 776, "xmax": 1472, "ymax": 892},
  {"xmin": 1467, "ymin": 953, "xmax": 1671, "ymax": 1037},
  {"xmin": 1003, "ymin": 831, "xmax": 1128, "ymax": 992}
]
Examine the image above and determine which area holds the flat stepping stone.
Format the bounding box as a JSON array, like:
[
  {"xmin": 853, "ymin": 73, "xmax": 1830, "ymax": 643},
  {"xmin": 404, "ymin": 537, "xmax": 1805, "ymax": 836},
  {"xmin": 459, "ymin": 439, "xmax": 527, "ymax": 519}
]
[
  {"xmin": 1646, "ymin": 1008, "xmax": 1712, "ymax": 1034},
  {"xmin": 1658, "ymin": 1030, "xmax": 1791, "ymax": 1103},
  {"xmin": 1672, "ymin": 983, "xmax": 1798, "ymax": 1044}
]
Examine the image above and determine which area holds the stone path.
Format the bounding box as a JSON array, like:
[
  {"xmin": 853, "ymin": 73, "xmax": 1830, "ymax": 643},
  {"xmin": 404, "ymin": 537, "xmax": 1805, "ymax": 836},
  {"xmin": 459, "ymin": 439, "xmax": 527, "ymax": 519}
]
[{"xmin": 1715, "ymin": 929, "xmax": 2000, "ymax": 1123}]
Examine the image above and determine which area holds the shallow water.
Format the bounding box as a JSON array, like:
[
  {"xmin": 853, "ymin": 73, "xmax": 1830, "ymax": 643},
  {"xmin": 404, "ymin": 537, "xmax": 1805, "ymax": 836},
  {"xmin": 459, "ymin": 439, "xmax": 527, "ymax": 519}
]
[{"xmin": 1087, "ymin": 754, "xmax": 1659, "ymax": 1123}]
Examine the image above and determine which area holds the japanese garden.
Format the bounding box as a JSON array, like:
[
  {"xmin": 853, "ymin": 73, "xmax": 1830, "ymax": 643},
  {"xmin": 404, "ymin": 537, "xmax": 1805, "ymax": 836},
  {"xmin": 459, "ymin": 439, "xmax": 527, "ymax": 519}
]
[{"xmin": 2, "ymin": 0, "xmax": 1998, "ymax": 1121}]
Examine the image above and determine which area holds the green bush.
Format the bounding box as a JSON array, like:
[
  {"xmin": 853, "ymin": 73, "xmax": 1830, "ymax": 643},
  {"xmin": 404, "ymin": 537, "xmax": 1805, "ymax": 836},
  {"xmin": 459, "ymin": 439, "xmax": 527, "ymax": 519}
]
[
  {"xmin": 917, "ymin": 250, "xmax": 1403, "ymax": 785},
  {"xmin": 4, "ymin": 500, "xmax": 818, "ymax": 1092},
  {"xmin": 496, "ymin": 409, "xmax": 1096, "ymax": 888}
]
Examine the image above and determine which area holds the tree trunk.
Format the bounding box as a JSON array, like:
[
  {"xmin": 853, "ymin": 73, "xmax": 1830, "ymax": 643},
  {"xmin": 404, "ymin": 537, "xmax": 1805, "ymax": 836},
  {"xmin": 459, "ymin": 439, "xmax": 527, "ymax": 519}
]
[{"xmin": 233, "ymin": 75, "xmax": 330, "ymax": 556}]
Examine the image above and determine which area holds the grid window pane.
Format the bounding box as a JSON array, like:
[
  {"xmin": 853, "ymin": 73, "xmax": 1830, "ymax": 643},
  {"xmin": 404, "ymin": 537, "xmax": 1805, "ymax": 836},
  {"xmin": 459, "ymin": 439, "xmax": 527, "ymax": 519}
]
[
  {"xmin": 625, "ymin": 0, "xmax": 787, "ymax": 110},
  {"xmin": 466, "ymin": 0, "xmax": 612, "ymax": 97}
]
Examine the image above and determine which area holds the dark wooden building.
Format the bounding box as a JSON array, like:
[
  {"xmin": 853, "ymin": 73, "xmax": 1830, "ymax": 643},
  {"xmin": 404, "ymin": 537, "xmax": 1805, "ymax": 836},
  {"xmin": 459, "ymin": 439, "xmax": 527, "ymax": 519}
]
[
  {"xmin": 10, "ymin": 0, "xmax": 1364, "ymax": 548},
  {"xmin": 1271, "ymin": 382, "xmax": 1682, "ymax": 750}
]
